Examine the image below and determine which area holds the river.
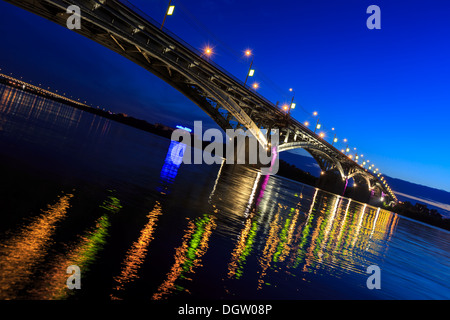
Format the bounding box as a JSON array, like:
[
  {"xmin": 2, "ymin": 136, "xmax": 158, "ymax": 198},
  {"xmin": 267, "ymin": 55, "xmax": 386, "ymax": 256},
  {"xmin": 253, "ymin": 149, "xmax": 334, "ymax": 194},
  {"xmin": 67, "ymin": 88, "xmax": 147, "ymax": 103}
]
[{"xmin": 0, "ymin": 84, "xmax": 448, "ymax": 300}]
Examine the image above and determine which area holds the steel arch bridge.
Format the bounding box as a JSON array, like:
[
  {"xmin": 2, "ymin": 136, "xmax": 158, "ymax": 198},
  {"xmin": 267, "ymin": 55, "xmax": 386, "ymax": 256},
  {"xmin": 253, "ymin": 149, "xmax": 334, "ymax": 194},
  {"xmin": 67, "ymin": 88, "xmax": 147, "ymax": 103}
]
[{"xmin": 3, "ymin": 0, "xmax": 397, "ymax": 203}]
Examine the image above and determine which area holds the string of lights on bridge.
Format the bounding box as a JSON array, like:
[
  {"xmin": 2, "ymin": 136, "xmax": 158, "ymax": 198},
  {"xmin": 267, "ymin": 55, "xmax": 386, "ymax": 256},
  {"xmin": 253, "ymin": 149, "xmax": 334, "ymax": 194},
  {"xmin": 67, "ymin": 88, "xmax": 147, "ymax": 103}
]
[{"xmin": 160, "ymin": 2, "xmax": 396, "ymax": 201}]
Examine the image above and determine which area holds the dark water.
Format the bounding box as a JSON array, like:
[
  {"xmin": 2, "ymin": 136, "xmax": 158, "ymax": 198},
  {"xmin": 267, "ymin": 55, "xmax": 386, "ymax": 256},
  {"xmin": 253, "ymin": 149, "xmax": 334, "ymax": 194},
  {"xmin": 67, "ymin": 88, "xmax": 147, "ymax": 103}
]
[{"xmin": 0, "ymin": 84, "xmax": 449, "ymax": 300}]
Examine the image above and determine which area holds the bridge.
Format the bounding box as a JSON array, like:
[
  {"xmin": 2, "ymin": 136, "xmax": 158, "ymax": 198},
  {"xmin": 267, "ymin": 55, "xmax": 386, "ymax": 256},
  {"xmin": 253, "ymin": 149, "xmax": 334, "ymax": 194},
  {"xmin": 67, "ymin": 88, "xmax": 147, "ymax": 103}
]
[{"xmin": 4, "ymin": 0, "xmax": 397, "ymax": 204}]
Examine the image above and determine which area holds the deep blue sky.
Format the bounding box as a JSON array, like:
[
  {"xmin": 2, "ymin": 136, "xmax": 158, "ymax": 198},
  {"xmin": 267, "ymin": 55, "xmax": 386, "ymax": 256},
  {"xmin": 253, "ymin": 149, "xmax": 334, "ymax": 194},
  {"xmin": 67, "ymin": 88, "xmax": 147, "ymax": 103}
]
[{"xmin": 1, "ymin": 0, "xmax": 450, "ymax": 192}]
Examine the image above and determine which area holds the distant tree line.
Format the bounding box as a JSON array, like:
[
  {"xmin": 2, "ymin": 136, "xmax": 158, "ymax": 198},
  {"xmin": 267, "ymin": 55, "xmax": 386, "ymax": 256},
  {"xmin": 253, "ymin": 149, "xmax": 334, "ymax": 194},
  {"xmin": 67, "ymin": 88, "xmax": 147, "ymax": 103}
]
[
  {"xmin": 277, "ymin": 159, "xmax": 318, "ymax": 186},
  {"xmin": 387, "ymin": 201, "xmax": 450, "ymax": 231}
]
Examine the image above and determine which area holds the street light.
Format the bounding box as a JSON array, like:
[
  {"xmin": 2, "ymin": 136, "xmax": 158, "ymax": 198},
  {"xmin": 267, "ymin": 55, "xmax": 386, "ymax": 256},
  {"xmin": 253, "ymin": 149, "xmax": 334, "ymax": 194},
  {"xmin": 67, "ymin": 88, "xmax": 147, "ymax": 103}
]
[
  {"xmin": 244, "ymin": 49, "xmax": 254, "ymax": 86},
  {"xmin": 202, "ymin": 46, "xmax": 214, "ymax": 59},
  {"xmin": 332, "ymin": 134, "xmax": 338, "ymax": 145},
  {"xmin": 286, "ymin": 88, "xmax": 296, "ymax": 118},
  {"xmin": 161, "ymin": 0, "xmax": 175, "ymax": 30},
  {"xmin": 167, "ymin": 5, "xmax": 175, "ymax": 15},
  {"xmin": 312, "ymin": 112, "xmax": 320, "ymax": 133},
  {"xmin": 289, "ymin": 89, "xmax": 296, "ymax": 110}
]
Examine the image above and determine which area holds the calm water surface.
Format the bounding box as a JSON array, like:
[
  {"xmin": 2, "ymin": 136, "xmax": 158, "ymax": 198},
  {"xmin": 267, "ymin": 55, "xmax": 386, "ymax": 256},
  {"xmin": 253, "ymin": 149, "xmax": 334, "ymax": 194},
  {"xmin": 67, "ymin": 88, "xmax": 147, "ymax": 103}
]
[{"xmin": 0, "ymin": 84, "xmax": 449, "ymax": 300}]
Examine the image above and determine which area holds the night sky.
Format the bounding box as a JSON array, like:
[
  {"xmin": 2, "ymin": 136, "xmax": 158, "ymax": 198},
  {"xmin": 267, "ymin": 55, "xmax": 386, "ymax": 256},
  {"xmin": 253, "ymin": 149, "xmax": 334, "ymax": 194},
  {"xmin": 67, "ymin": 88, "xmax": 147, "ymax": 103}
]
[{"xmin": 1, "ymin": 0, "xmax": 449, "ymax": 192}]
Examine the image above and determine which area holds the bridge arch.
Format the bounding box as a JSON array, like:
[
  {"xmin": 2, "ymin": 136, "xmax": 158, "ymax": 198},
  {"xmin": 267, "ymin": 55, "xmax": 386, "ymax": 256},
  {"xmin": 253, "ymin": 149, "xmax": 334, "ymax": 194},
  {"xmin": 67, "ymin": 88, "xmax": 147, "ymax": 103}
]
[
  {"xmin": 347, "ymin": 171, "xmax": 373, "ymax": 190},
  {"xmin": 278, "ymin": 142, "xmax": 346, "ymax": 181}
]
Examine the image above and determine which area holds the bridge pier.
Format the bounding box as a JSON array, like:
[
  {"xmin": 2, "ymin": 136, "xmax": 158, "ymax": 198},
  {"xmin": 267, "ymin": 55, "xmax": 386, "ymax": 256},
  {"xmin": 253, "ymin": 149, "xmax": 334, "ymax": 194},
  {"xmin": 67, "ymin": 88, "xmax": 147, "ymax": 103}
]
[
  {"xmin": 368, "ymin": 188, "xmax": 390, "ymax": 207},
  {"xmin": 343, "ymin": 182, "xmax": 372, "ymax": 203},
  {"xmin": 316, "ymin": 171, "xmax": 346, "ymax": 195},
  {"xmin": 224, "ymin": 136, "xmax": 274, "ymax": 172}
]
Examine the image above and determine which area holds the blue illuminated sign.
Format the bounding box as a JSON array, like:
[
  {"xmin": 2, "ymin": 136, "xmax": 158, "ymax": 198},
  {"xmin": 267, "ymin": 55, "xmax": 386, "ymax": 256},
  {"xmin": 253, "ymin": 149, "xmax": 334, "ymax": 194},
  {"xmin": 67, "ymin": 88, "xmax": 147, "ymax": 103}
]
[{"xmin": 175, "ymin": 125, "xmax": 192, "ymax": 133}]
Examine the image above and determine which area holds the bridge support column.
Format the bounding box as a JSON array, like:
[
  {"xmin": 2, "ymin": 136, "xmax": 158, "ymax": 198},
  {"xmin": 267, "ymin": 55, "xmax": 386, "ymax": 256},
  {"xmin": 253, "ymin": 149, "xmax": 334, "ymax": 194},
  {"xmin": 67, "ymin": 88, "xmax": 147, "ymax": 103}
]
[
  {"xmin": 344, "ymin": 184, "xmax": 372, "ymax": 203},
  {"xmin": 316, "ymin": 171, "xmax": 346, "ymax": 195},
  {"xmin": 368, "ymin": 189, "xmax": 388, "ymax": 207},
  {"xmin": 225, "ymin": 136, "xmax": 272, "ymax": 170},
  {"xmin": 342, "ymin": 178, "xmax": 349, "ymax": 196}
]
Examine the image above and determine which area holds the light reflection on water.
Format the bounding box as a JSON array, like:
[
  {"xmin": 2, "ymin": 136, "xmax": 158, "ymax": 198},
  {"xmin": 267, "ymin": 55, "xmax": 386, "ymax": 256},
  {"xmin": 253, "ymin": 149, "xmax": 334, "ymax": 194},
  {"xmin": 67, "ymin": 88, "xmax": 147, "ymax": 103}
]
[
  {"xmin": 0, "ymin": 84, "xmax": 449, "ymax": 300},
  {"xmin": 0, "ymin": 194, "xmax": 73, "ymax": 300},
  {"xmin": 27, "ymin": 193, "xmax": 121, "ymax": 300}
]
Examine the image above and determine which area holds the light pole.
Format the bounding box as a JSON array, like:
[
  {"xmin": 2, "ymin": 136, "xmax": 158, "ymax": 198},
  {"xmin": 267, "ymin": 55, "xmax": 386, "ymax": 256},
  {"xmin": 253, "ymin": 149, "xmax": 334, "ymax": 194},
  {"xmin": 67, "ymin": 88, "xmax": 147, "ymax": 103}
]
[
  {"xmin": 332, "ymin": 133, "xmax": 337, "ymax": 146},
  {"xmin": 161, "ymin": 0, "xmax": 175, "ymax": 30},
  {"xmin": 244, "ymin": 50, "xmax": 254, "ymax": 86},
  {"xmin": 314, "ymin": 116, "xmax": 321, "ymax": 133},
  {"xmin": 287, "ymin": 88, "xmax": 296, "ymax": 118}
]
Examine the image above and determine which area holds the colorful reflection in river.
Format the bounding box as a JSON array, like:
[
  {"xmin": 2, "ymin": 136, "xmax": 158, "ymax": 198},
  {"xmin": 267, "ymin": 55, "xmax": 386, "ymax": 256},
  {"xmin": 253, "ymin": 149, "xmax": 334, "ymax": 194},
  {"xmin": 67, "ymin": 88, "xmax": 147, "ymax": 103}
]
[
  {"xmin": 216, "ymin": 166, "xmax": 400, "ymax": 295},
  {"xmin": 158, "ymin": 140, "xmax": 186, "ymax": 195},
  {"xmin": 110, "ymin": 202, "xmax": 162, "ymax": 300},
  {"xmin": 152, "ymin": 213, "xmax": 217, "ymax": 300},
  {"xmin": 0, "ymin": 83, "xmax": 445, "ymax": 300},
  {"xmin": 0, "ymin": 194, "xmax": 73, "ymax": 300},
  {"xmin": 28, "ymin": 193, "xmax": 121, "ymax": 299},
  {"xmin": 251, "ymin": 188, "xmax": 399, "ymax": 291},
  {"xmin": 111, "ymin": 140, "xmax": 185, "ymax": 299}
]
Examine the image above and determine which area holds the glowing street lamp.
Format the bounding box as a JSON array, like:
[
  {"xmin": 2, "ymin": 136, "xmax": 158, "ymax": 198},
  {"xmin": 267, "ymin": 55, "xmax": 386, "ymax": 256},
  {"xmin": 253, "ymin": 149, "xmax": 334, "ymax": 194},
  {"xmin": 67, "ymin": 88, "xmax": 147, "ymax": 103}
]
[
  {"xmin": 286, "ymin": 88, "xmax": 296, "ymax": 118},
  {"xmin": 252, "ymin": 82, "xmax": 259, "ymax": 90},
  {"xmin": 315, "ymin": 123, "xmax": 321, "ymax": 132},
  {"xmin": 312, "ymin": 112, "xmax": 320, "ymax": 133},
  {"xmin": 202, "ymin": 46, "xmax": 214, "ymax": 58},
  {"xmin": 167, "ymin": 5, "xmax": 175, "ymax": 15},
  {"xmin": 161, "ymin": 0, "xmax": 175, "ymax": 30},
  {"xmin": 244, "ymin": 49, "xmax": 255, "ymax": 86},
  {"xmin": 332, "ymin": 133, "xmax": 338, "ymax": 146}
]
